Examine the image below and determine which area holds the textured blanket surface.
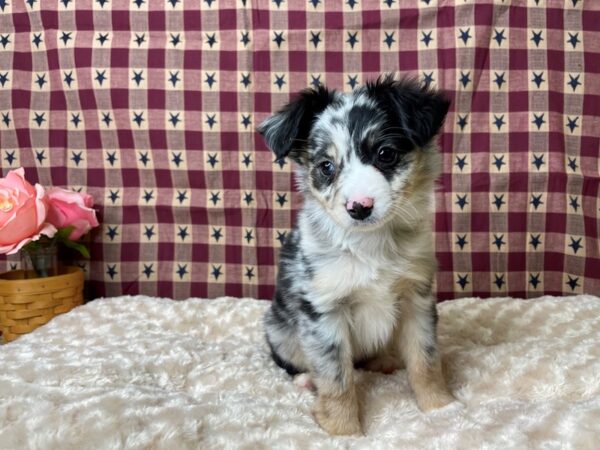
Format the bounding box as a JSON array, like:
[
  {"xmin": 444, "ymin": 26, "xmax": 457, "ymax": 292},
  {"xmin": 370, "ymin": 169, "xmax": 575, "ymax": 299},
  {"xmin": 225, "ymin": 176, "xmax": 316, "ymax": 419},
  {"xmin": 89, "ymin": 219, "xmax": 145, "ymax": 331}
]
[{"xmin": 1, "ymin": 295, "xmax": 599, "ymax": 450}]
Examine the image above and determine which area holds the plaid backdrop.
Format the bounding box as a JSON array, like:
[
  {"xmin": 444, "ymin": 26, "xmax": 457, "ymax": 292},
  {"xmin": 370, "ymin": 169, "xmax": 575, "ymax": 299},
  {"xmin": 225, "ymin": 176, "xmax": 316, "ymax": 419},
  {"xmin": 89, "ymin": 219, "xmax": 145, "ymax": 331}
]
[{"xmin": 0, "ymin": 0, "xmax": 598, "ymax": 301}]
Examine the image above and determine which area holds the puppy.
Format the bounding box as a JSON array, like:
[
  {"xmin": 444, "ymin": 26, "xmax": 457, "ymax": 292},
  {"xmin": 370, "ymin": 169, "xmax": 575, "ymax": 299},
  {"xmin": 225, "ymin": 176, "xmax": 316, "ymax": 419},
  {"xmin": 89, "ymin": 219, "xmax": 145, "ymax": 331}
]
[{"xmin": 258, "ymin": 75, "xmax": 455, "ymax": 435}]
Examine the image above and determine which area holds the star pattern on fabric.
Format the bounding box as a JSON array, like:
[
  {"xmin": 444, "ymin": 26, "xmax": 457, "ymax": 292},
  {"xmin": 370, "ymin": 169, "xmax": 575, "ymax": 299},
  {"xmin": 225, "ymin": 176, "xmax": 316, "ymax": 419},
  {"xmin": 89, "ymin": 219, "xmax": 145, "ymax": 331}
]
[
  {"xmin": 211, "ymin": 227, "xmax": 222, "ymax": 242},
  {"xmin": 60, "ymin": 31, "xmax": 73, "ymax": 45},
  {"xmin": 529, "ymin": 273, "xmax": 541, "ymax": 289},
  {"xmin": 492, "ymin": 154, "xmax": 506, "ymax": 171},
  {"xmin": 242, "ymin": 153, "xmax": 252, "ymax": 167},
  {"xmin": 176, "ymin": 264, "xmax": 188, "ymax": 279},
  {"xmin": 455, "ymin": 155, "xmax": 467, "ymax": 171},
  {"xmin": 492, "ymin": 194, "xmax": 505, "ymax": 210},
  {"xmin": 493, "ymin": 234, "xmax": 506, "ymax": 250},
  {"xmin": 71, "ymin": 113, "xmax": 81, "ymax": 128},
  {"xmin": 493, "ymin": 28, "xmax": 506, "ymax": 46},
  {"xmin": 243, "ymin": 192, "xmax": 254, "ymax": 205},
  {"xmin": 206, "ymin": 33, "xmax": 217, "ymax": 48},
  {"xmin": 211, "ymin": 265, "xmax": 222, "ymax": 280},
  {"xmin": 347, "ymin": 74, "xmax": 359, "ymax": 89},
  {"xmin": 142, "ymin": 264, "xmax": 154, "ymax": 279},
  {"xmin": 455, "ymin": 234, "xmax": 468, "ymax": 250},
  {"xmin": 176, "ymin": 190, "xmax": 187, "ymax": 204},
  {"xmin": 530, "ymin": 30, "xmax": 543, "ymax": 47},
  {"xmin": 276, "ymin": 231, "xmax": 287, "ymax": 245},
  {"xmin": 207, "ymin": 153, "xmax": 218, "ymax": 168},
  {"xmin": 309, "ymin": 31, "xmax": 322, "ymax": 49},
  {"xmin": 568, "ymin": 237, "xmax": 583, "ymax": 254},
  {"xmin": 108, "ymin": 190, "xmax": 120, "ymax": 204},
  {"xmin": 205, "ymin": 114, "xmax": 217, "ymax": 129},
  {"xmin": 240, "ymin": 31, "xmax": 250, "ymax": 47},
  {"xmin": 567, "ymin": 74, "xmax": 581, "ymax": 92},
  {"xmin": 273, "ymin": 31, "xmax": 285, "ymax": 48},
  {"xmin": 245, "ymin": 267, "xmax": 255, "ymax": 280},
  {"xmin": 35, "ymin": 73, "xmax": 46, "ymax": 89},
  {"xmin": 178, "ymin": 226, "xmax": 188, "ymax": 241},
  {"xmin": 274, "ymin": 74, "xmax": 286, "ymax": 89},
  {"xmin": 70, "ymin": 151, "xmax": 83, "ymax": 166},
  {"xmin": 566, "ymin": 32, "xmax": 580, "ymax": 49},
  {"xmin": 63, "ymin": 71, "xmax": 75, "ymax": 87},
  {"xmin": 4, "ymin": 150, "xmax": 16, "ymax": 165},
  {"xmin": 421, "ymin": 31, "xmax": 433, "ymax": 47},
  {"xmin": 457, "ymin": 114, "xmax": 468, "ymax": 130},
  {"xmin": 494, "ymin": 274, "xmax": 505, "ymax": 289},
  {"xmin": 106, "ymin": 226, "xmax": 119, "ymax": 241},
  {"xmin": 531, "ymin": 71, "xmax": 545, "ymax": 88},
  {"xmin": 139, "ymin": 151, "xmax": 150, "ymax": 166},
  {"xmin": 569, "ymin": 195, "xmax": 579, "ymax": 212},
  {"xmin": 566, "ymin": 275, "xmax": 580, "ymax": 291},
  {"xmin": 567, "ymin": 157, "xmax": 578, "ymax": 172},
  {"xmin": 566, "ymin": 116, "xmax": 579, "ymax": 133},
  {"xmin": 494, "ymin": 71, "xmax": 506, "ymax": 89},
  {"xmin": 240, "ymin": 73, "xmax": 251, "ymax": 88},
  {"xmin": 103, "ymin": 152, "xmax": 117, "ymax": 168},
  {"xmin": 0, "ymin": 71, "xmax": 9, "ymax": 87},
  {"xmin": 532, "ymin": 153, "xmax": 545, "ymax": 170},
  {"xmin": 459, "ymin": 71, "xmax": 471, "ymax": 88},
  {"xmin": 0, "ymin": 34, "xmax": 10, "ymax": 49},
  {"xmin": 458, "ymin": 28, "xmax": 471, "ymax": 45},
  {"xmin": 529, "ymin": 234, "xmax": 542, "ymax": 250},
  {"xmin": 241, "ymin": 114, "xmax": 251, "ymax": 129},
  {"xmin": 530, "ymin": 194, "xmax": 544, "ymax": 210},
  {"xmin": 276, "ymin": 193, "xmax": 288, "ymax": 207},
  {"xmin": 418, "ymin": 73, "xmax": 433, "ymax": 92},
  {"xmin": 106, "ymin": 265, "xmax": 117, "ymax": 280},
  {"xmin": 169, "ymin": 71, "xmax": 181, "ymax": 88},
  {"xmin": 383, "ymin": 32, "xmax": 395, "ymax": 49},
  {"xmin": 32, "ymin": 33, "xmax": 42, "ymax": 48},
  {"xmin": 210, "ymin": 191, "xmax": 221, "ymax": 206},
  {"xmin": 455, "ymin": 194, "xmax": 468, "ymax": 210},
  {"xmin": 493, "ymin": 114, "xmax": 505, "ymax": 131},
  {"xmin": 35, "ymin": 150, "xmax": 46, "ymax": 164},
  {"xmin": 346, "ymin": 31, "xmax": 359, "ymax": 49},
  {"xmin": 456, "ymin": 274, "xmax": 469, "ymax": 290},
  {"xmin": 1, "ymin": 112, "xmax": 10, "ymax": 127}
]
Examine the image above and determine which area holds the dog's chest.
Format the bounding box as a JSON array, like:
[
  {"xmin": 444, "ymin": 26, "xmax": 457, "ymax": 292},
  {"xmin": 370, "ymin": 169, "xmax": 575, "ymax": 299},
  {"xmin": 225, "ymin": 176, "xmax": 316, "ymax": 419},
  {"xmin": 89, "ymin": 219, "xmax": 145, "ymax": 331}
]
[
  {"xmin": 347, "ymin": 282, "xmax": 398, "ymax": 358},
  {"xmin": 312, "ymin": 253, "xmax": 401, "ymax": 357}
]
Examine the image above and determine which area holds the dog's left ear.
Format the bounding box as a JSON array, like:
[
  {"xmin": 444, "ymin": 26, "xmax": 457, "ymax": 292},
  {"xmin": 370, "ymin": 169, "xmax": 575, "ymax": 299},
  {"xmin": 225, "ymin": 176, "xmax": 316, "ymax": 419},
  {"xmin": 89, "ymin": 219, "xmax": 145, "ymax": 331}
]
[
  {"xmin": 367, "ymin": 76, "xmax": 451, "ymax": 148},
  {"xmin": 257, "ymin": 86, "xmax": 335, "ymax": 165}
]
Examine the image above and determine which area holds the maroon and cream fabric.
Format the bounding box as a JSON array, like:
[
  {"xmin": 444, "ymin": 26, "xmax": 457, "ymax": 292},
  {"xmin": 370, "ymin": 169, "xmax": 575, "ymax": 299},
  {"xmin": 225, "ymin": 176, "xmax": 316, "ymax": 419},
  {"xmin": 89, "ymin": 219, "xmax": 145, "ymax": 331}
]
[{"xmin": 0, "ymin": 0, "xmax": 598, "ymax": 301}]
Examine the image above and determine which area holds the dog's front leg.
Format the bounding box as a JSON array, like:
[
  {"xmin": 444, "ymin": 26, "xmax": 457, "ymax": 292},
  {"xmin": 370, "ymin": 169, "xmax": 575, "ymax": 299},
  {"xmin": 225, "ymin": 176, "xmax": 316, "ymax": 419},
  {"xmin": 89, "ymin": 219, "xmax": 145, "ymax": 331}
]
[
  {"xmin": 397, "ymin": 294, "xmax": 455, "ymax": 411},
  {"xmin": 301, "ymin": 313, "xmax": 361, "ymax": 436}
]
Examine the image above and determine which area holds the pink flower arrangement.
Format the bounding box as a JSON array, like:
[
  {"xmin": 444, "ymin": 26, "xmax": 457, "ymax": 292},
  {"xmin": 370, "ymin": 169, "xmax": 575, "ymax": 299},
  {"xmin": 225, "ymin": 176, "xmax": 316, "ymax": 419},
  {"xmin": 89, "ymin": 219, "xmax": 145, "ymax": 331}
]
[{"xmin": 0, "ymin": 168, "xmax": 99, "ymax": 258}]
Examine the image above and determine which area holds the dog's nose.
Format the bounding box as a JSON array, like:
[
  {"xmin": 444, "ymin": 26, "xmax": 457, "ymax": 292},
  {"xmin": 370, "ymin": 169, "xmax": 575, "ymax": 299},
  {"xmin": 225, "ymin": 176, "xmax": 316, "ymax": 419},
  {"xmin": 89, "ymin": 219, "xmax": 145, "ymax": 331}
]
[{"xmin": 346, "ymin": 197, "xmax": 374, "ymax": 221}]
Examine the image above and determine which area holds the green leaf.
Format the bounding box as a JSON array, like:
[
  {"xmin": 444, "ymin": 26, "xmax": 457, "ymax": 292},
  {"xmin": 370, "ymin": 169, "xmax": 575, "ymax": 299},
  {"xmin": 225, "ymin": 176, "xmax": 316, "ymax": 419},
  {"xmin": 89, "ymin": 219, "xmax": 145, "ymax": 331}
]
[
  {"xmin": 55, "ymin": 226, "xmax": 76, "ymax": 242},
  {"xmin": 61, "ymin": 239, "xmax": 90, "ymax": 259}
]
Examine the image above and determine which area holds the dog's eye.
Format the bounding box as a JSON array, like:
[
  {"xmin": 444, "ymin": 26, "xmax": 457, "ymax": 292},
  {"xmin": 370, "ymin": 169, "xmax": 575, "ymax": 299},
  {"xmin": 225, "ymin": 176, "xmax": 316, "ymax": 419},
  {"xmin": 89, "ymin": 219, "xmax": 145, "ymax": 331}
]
[
  {"xmin": 319, "ymin": 161, "xmax": 335, "ymax": 176},
  {"xmin": 377, "ymin": 147, "xmax": 398, "ymax": 165}
]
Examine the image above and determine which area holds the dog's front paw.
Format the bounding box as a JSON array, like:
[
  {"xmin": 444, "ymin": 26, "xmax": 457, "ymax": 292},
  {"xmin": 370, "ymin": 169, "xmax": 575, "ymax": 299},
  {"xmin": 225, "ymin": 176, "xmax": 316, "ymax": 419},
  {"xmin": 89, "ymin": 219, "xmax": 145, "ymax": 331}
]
[
  {"xmin": 417, "ymin": 389, "xmax": 456, "ymax": 412},
  {"xmin": 313, "ymin": 391, "xmax": 362, "ymax": 436}
]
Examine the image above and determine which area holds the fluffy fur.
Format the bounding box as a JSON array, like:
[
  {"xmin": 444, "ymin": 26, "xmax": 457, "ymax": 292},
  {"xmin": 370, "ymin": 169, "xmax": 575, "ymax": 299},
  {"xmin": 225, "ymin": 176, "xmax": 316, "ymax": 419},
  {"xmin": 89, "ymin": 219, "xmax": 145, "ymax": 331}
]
[
  {"xmin": 257, "ymin": 76, "xmax": 454, "ymax": 435},
  {"xmin": 1, "ymin": 295, "xmax": 599, "ymax": 449}
]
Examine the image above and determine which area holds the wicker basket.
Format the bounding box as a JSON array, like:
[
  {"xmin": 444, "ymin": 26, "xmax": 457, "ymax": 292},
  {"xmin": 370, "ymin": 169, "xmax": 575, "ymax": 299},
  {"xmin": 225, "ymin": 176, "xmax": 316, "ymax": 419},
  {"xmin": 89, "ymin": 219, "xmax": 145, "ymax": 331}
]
[{"xmin": 0, "ymin": 266, "xmax": 84, "ymax": 343}]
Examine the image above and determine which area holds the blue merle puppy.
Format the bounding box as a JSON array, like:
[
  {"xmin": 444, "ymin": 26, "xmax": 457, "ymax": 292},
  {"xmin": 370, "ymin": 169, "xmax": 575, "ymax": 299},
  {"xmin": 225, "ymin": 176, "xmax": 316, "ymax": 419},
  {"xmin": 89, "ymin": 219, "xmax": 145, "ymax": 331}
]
[{"xmin": 258, "ymin": 75, "xmax": 455, "ymax": 435}]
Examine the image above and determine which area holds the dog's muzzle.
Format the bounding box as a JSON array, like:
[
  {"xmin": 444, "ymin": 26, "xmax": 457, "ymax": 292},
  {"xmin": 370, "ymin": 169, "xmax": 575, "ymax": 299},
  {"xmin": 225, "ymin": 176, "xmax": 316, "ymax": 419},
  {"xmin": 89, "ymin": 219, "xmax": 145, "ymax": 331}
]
[{"xmin": 346, "ymin": 197, "xmax": 374, "ymax": 221}]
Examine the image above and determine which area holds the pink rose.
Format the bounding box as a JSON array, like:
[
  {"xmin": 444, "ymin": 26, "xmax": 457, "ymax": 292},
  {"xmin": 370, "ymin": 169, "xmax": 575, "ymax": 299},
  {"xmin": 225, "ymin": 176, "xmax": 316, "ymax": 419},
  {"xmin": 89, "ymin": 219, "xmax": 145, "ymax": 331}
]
[
  {"xmin": 0, "ymin": 168, "xmax": 57, "ymax": 255},
  {"xmin": 46, "ymin": 187, "xmax": 99, "ymax": 240}
]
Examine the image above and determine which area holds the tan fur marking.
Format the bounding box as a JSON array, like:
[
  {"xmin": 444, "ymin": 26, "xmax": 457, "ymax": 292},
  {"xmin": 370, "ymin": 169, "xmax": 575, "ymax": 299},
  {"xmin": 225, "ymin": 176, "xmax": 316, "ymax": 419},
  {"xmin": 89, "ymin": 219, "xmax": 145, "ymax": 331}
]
[
  {"xmin": 313, "ymin": 382, "xmax": 362, "ymax": 436},
  {"xmin": 392, "ymin": 281, "xmax": 455, "ymax": 412}
]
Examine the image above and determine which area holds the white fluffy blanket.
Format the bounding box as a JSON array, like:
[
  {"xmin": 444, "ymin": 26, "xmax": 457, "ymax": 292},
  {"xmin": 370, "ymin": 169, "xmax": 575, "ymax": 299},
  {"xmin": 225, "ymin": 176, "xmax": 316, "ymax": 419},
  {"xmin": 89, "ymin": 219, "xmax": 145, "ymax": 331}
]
[{"xmin": 1, "ymin": 295, "xmax": 599, "ymax": 449}]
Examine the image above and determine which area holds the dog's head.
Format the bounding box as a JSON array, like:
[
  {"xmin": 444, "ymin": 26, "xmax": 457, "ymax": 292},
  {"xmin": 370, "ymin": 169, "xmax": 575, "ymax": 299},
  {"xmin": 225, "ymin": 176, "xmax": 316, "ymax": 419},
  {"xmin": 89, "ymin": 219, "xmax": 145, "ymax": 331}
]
[{"xmin": 258, "ymin": 75, "xmax": 450, "ymax": 230}]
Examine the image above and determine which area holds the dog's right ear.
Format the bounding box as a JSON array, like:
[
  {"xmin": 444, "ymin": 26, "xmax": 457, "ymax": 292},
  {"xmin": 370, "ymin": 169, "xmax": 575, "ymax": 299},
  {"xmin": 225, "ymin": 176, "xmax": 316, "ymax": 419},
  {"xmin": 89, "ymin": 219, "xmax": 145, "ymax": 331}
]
[{"xmin": 257, "ymin": 86, "xmax": 335, "ymax": 165}]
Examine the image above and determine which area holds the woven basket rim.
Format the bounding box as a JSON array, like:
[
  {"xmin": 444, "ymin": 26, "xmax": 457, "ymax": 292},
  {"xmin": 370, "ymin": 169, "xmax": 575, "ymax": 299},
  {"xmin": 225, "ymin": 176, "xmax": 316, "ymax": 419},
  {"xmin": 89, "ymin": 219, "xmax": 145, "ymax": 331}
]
[{"xmin": 0, "ymin": 266, "xmax": 82, "ymax": 283}]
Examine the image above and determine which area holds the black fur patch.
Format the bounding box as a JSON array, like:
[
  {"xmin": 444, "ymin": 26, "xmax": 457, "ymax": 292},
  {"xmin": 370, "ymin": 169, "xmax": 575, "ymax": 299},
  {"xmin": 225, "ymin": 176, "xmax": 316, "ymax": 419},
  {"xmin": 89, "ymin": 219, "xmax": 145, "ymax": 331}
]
[
  {"xmin": 364, "ymin": 75, "xmax": 450, "ymax": 148},
  {"xmin": 257, "ymin": 86, "xmax": 338, "ymax": 164},
  {"xmin": 300, "ymin": 298, "xmax": 321, "ymax": 321},
  {"xmin": 266, "ymin": 334, "xmax": 301, "ymax": 376}
]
